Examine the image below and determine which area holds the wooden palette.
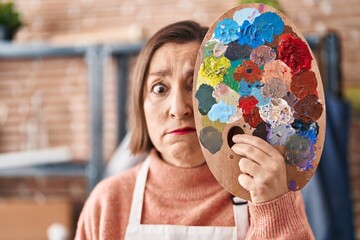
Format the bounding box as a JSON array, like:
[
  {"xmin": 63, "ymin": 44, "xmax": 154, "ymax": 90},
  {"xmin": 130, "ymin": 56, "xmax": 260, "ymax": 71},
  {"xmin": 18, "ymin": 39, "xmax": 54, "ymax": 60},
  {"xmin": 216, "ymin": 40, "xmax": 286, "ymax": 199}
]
[{"xmin": 193, "ymin": 4, "xmax": 326, "ymax": 200}]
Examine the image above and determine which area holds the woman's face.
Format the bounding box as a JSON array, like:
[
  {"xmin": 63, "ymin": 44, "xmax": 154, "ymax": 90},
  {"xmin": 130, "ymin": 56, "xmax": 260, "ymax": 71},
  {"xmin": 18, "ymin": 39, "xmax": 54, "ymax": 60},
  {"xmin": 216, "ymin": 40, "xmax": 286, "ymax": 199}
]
[{"xmin": 143, "ymin": 41, "xmax": 205, "ymax": 167}]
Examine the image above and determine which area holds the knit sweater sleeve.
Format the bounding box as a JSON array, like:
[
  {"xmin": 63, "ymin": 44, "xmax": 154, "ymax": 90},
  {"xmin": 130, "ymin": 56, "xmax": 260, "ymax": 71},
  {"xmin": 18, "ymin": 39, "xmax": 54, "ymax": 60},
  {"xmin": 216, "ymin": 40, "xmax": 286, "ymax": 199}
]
[
  {"xmin": 245, "ymin": 191, "xmax": 314, "ymax": 240},
  {"xmin": 74, "ymin": 184, "xmax": 103, "ymax": 240}
]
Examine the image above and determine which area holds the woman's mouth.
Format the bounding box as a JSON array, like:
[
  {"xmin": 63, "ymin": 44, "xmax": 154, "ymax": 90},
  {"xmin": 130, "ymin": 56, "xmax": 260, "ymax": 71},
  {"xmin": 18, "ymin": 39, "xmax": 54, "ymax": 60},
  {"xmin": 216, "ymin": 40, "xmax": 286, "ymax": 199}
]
[{"xmin": 168, "ymin": 127, "xmax": 196, "ymax": 135}]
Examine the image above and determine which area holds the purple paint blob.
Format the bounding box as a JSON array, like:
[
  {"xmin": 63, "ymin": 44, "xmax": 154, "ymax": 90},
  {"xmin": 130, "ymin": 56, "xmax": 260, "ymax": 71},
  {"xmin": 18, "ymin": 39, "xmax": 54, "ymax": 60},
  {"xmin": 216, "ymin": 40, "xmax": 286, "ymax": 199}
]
[{"xmin": 289, "ymin": 180, "xmax": 297, "ymax": 191}]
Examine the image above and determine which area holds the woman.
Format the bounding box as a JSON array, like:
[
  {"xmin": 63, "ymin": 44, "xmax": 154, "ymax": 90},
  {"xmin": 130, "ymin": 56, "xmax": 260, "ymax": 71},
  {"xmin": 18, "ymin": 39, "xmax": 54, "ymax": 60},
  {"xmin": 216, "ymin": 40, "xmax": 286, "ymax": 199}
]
[{"xmin": 75, "ymin": 20, "xmax": 314, "ymax": 240}]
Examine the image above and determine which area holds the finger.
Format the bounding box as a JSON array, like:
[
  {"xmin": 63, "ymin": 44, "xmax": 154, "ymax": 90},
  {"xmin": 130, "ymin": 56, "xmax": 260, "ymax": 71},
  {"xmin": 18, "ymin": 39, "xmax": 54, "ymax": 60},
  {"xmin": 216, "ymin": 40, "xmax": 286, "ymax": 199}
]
[
  {"xmin": 232, "ymin": 134, "xmax": 282, "ymax": 158},
  {"xmin": 238, "ymin": 173, "xmax": 254, "ymax": 191},
  {"xmin": 239, "ymin": 157, "xmax": 261, "ymax": 177},
  {"xmin": 232, "ymin": 143, "xmax": 270, "ymax": 166}
]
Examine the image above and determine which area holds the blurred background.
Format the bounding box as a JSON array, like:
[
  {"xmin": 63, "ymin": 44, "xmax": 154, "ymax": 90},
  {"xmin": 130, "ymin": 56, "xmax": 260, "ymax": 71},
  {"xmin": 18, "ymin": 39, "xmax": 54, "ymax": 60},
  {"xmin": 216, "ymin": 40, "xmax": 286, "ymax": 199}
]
[{"xmin": 0, "ymin": 0, "xmax": 359, "ymax": 239}]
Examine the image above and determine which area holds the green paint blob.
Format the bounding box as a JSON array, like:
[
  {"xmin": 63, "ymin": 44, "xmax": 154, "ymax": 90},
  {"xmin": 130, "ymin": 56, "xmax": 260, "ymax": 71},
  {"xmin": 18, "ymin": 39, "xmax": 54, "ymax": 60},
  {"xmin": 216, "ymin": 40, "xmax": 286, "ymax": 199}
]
[
  {"xmin": 223, "ymin": 66, "xmax": 239, "ymax": 92},
  {"xmin": 195, "ymin": 84, "xmax": 217, "ymax": 115}
]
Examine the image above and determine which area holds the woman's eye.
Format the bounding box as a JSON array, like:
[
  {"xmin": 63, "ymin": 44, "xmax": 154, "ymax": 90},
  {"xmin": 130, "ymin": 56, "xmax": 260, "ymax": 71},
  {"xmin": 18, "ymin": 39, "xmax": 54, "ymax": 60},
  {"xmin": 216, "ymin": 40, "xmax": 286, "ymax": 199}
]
[{"xmin": 152, "ymin": 83, "xmax": 166, "ymax": 94}]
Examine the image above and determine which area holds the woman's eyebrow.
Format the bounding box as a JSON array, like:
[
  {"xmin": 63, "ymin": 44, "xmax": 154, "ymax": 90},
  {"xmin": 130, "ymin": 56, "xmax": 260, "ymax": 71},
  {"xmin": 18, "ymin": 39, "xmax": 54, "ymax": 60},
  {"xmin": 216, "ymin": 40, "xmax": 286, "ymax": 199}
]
[{"xmin": 148, "ymin": 70, "xmax": 170, "ymax": 77}]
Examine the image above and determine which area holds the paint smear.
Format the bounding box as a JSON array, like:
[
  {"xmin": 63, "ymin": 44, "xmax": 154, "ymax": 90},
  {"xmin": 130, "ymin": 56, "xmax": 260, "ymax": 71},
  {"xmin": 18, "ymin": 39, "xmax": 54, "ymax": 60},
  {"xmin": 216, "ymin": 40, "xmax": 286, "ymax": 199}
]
[
  {"xmin": 291, "ymin": 71, "xmax": 318, "ymax": 99},
  {"xmin": 213, "ymin": 42, "xmax": 228, "ymax": 57},
  {"xmin": 233, "ymin": 8, "xmax": 260, "ymax": 25},
  {"xmin": 262, "ymin": 78, "xmax": 288, "ymax": 98},
  {"xmin": 201, "ymin": 115, "xmax": 226, "ymax": 131},
  {"xmin": 250, "ymin": 45, "xmax": 276, "ymax": 66},
  {"xmin": 259, "ymin": 98, "xmax": 294, "ymax": 126},
  {"xmin": 267, "ymin": 124, "xmax": 296, "ymax": 145},
  {"xmin": 292, "ymin": 120, "xmax": 319, "ymax": 143},
  {"xmin": 234, "ymin": 59, "xmax": 263, "ymax": 83},
  {"xmin": 282, "ymin": 91, "xmax": 298, "ymax": 109},
  {"xmin": 195, "ymin": 84, "xmax": 217, "ymax": 115},
  {"xmin": 199, "ymin": 55, "xmax": 231, "ymax": 87},
  {"xmin": 225, "ymin": 41, "xmax": 252, "ymax": 61},
  {"xmin": 285, "ymin": 134, "xmax": 314, "ymax": 171},
  {"xmin": 237, "ymin": 12, "xmax": 284, "ymax": 48},
  {"xmin": 238, "ymin": 96, "xmax": 258, "ymax": 114},
  {"xmin": 251, "ymin": 86, "xmax": 270, "ymax": 106},
  {"xmin": 294, "ymin": 94, "xmax": 323, "ymax": 123},
  {"xmin": 223, "ymin": 65, "xmax": 240, "ymax": 92},
  {"xmin": 243, "ymin": 107, "xmax": 263, "ymax": 128},
  {"xmin": 212, "ymin": 83, "xmax": 240, "ymax": 106},
  {"xmin": 208, "ymin": 100, "xmax": 237, "ymax": 123},
  {"xmin": 213, "ymin": 18, "xmax": 239, "ymax": 44},
  {"xmin": 252, "ymin": 121, "xmax": 269, "ymax": 141},
  {"xmin": 199, "ymin": 126, "xmax": 223, "ymax": 154},
  {"xmin": 262, "ymin": 60, "xmax": 292, "ymax": 87},
  {"xmin": 289, "ymin": 180, "xmax": 297, "ymax": 191},
  {"xmin": 278, "ymin": 33, "xmax": 313, "ymax": 75}
]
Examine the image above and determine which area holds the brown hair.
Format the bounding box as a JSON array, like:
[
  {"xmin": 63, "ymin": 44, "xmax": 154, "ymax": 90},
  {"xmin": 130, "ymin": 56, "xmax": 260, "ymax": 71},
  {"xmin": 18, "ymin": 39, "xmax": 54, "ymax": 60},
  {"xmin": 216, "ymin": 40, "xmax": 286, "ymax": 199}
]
[{"xmin": 129, "ymin": 20, "xmax": 208, "ymax": 154}]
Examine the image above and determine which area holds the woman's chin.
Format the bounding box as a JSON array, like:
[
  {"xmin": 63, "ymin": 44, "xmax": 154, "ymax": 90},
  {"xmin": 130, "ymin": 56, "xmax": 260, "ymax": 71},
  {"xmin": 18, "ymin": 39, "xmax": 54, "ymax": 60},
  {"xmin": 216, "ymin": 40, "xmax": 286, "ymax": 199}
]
[{"xmin": 161, "ymin": 142, "xmax": 205, "ymax": 168}]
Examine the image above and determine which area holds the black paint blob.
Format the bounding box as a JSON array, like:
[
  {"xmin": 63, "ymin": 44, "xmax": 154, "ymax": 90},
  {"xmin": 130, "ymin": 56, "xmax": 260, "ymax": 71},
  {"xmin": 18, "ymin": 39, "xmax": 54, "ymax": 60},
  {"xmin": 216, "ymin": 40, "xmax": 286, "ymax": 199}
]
[{"xmin": 252, "ymin": 122, "xmax": 270, "ymax": 141}]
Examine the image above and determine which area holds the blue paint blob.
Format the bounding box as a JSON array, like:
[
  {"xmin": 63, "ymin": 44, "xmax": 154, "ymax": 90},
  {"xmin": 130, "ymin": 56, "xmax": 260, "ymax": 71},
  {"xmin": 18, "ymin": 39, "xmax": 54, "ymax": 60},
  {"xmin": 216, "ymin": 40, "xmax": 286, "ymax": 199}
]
[
  {"xmin": 238, "ymin": 79, "xmax": 252, "ymax": 96},
  {"xmin": 233, "ymin": 8, "xmax": 260, "ymax": 25},
  {"xmin": 253, "ymin": 12, "xmax": 284, "ymax": 43},
  {"xmin": 251, "ymin": 86, "xmax": 270, "ymax": 106},
  {"xmin": 291, "ymin": 120, "xmax": 319, "ymax": 144},
  {"xmin": 237, "ymin": 12, "xmax": 285, "ymax": 48},
  {"xmin": 237, "ymin": 20, "xmax": 264, "ymax": 49},
  {"xmin": 208, "ymin": 100, "xmax": 237, "ymax": 123},
  {"xmin": 214, "ymin": 18, "xmax": 239, "ymax": 44}
]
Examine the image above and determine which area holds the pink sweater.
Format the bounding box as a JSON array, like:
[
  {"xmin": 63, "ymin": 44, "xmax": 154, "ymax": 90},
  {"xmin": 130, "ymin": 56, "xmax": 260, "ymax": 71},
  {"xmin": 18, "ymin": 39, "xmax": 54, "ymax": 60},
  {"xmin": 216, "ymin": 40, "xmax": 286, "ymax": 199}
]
[{"xmin": 75, "ymin": 150, "xmax": 314, "ymax": 239}]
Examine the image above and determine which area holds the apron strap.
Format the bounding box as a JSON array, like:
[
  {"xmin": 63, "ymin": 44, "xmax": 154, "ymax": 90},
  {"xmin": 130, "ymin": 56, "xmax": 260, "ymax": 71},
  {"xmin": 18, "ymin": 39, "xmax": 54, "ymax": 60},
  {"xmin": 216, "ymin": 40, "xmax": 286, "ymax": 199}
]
[
  {"xmin": 232, "ymin": 196, "xmax": 249, "ymax": 238},
  {"xmin": 128, "ymin": 157, "xmax": 151, "ymax": 225}
]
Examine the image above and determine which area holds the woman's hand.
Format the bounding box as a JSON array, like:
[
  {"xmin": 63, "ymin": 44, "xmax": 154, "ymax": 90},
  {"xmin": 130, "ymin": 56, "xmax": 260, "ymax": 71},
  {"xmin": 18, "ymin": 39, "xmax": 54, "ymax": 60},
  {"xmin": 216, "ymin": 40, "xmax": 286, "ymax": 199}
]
[{"xmin": 231, "ymin": 134, "xmax": 288, "ymax": 203}]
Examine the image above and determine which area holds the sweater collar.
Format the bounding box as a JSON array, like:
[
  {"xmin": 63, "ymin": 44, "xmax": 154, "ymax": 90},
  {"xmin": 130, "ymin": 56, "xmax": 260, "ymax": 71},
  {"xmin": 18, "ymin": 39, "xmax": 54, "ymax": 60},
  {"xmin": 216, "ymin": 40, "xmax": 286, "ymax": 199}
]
[{"xmin": 146, "ymin": 149, "xmax": 225, "ymax": 200}]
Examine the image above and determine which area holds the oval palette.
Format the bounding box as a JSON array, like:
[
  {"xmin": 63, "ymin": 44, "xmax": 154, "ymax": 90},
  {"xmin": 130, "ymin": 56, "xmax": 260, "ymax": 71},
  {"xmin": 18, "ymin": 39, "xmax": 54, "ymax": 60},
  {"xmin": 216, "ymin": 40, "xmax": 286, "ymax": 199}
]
[{"xmin": 193, "ymin": 4, "xmax": 326, "ymax": 200}]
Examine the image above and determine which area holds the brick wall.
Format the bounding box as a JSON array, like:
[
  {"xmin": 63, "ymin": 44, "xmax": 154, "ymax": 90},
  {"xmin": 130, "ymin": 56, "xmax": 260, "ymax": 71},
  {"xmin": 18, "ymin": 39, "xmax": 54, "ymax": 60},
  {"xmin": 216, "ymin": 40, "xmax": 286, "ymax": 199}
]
[{"xmin": 0, "ymin": 0, "xmax": 359, "ymax": 238}]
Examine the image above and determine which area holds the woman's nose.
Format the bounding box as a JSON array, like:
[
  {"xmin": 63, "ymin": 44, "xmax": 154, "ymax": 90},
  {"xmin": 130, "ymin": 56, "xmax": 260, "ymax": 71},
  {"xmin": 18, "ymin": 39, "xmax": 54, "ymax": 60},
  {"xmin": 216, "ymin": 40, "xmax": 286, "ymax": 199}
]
[{"xmin": 169, "ymin": 88, "xmax": 192, "ymax": 119}]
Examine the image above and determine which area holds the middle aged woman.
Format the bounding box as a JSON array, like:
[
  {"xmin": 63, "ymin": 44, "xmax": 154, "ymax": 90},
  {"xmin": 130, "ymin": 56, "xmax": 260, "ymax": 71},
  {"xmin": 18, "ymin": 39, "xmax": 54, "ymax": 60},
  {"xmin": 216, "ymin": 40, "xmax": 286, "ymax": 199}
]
[{"xmin": 75, "ymin": 20, "xmax": 314, "ymax": 240}]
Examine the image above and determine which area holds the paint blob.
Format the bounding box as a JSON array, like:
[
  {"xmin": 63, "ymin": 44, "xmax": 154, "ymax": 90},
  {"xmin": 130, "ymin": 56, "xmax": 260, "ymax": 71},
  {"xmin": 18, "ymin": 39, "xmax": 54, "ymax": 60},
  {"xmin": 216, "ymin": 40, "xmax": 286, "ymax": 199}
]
[
  {"xmin": 291, "ymin": 71, "xmax": 318, "ymax": 99},
  {"xmin": 250, "ymin": 45, "xmax": 276, "ymax": 67},
  {"xmin": 195, "ymin": 84, "xmax": 217, "ymax": 115},
  {"xmin": 262, "ymin": 78, "xmax": 288, "ymax": 98},
  {"xmin": 234, "ymin": 59, "xmax": 263, "ymax": 83},
  {"xmin": 294, "ymin": 94, "xmax": 323, "ymax": 123},
  {"xmin": 278, "ymin": 33, "xmax": 313, "ymax": 75},
  {"xmin": 225, "ymin": 41, "xmax": 252, "ymax": 61},
  {"xmin": 252, "ymin": 121, "xmax": 269, "ymax": 141},
  {"xmin": 199, "ymin": 126, "xmax": 223, "ymax": 154}
]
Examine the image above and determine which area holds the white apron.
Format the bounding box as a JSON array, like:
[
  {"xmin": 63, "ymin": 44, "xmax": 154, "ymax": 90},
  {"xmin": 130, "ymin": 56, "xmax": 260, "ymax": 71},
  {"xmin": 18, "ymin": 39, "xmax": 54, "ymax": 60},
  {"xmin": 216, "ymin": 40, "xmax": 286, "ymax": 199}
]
[{"xmin": 125, "ymin": 158, "xmax": 249, "ymax": 240}]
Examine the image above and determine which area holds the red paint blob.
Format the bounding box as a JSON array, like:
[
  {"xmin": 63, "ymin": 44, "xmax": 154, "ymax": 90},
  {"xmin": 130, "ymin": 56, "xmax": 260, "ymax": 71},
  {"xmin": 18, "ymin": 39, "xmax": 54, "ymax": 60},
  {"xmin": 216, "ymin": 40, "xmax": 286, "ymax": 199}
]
[
  {"xmin": 294, "ymin": 94, "xmax": 323, "ymax": 123},
  {"xmin": 238, "ymin": 96, "xmax": 258, "ymax": 114},
  {"xmin": 233, "ymin": 59, "xmax": 263, "ymax": 83},
  {"xmin": 278, "ymin": 33, "xmax": 313, "ymax": 75},
  {"xmin": 243, "ymin": 107, "xmax": 263, "ymax": 128},
  {"xmin": 291, "ymin": 71, "xmax": 318, "ymax": 99}
]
